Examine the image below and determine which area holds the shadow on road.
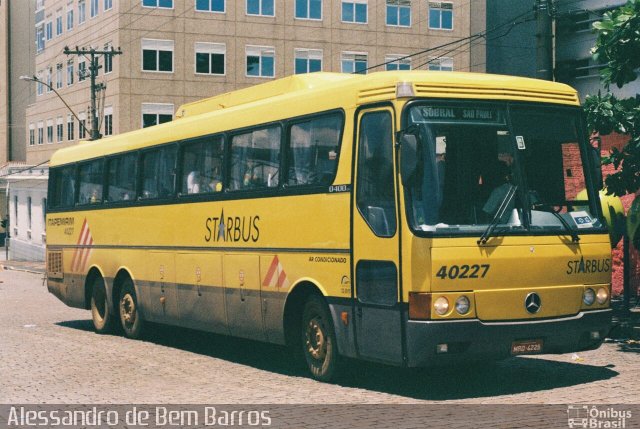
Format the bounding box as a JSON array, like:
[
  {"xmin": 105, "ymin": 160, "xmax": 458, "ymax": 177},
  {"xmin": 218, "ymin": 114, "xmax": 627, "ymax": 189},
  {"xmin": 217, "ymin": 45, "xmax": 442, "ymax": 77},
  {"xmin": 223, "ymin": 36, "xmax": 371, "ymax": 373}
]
[{"xmin": 57, "ymin": 319, "xmax": 619, "ymax": 401}]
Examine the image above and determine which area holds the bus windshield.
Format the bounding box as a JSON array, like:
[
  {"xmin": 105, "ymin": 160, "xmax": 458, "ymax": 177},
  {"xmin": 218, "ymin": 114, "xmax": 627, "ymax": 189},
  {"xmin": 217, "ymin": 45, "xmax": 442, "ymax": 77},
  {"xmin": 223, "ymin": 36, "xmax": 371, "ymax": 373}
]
[{"xmin": 404, "ymin": 102, "xmax": 604, "ymax": 236}]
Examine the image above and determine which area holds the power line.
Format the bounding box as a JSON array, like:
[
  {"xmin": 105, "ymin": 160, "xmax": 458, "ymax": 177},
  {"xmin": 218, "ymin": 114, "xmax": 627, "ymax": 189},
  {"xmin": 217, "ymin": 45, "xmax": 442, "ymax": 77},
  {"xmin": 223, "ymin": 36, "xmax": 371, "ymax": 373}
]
[{"xmin": 363, "ymin": 8, "xmax": 535, "ymax": 72}]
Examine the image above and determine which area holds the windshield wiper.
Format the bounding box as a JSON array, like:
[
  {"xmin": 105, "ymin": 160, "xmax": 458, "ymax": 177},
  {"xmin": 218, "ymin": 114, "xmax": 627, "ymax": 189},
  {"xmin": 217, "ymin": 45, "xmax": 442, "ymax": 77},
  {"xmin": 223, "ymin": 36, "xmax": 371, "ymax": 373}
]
[
  {"xmin": 478, "ymin": 184, "xmax": 517, "ymax": 245},
  {"xmin": 532, "ymin": 203, "xmax": 580, "ymax": 243}
]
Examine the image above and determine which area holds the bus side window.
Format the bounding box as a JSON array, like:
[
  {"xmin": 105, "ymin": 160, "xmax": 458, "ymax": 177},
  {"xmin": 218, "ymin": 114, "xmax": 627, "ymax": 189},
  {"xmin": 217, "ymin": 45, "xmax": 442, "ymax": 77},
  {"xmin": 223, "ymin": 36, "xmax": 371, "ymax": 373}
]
[
  {"xmin": 141, "ymin": 146, "xmax": 177, "ymax": 199},
  {"xmin": 180, "ymin": 135, "xmax": 224, "ymax": 195},
  {"xmin": 107, "ymin": 154, "xmax": 137, "ymax": 202},
  {"xmin": 51, "ymin": 166, "xmax": 76, "ymax": 208},
  {"xmin": 287, "ymin": 113, "xmax": 342, "ymax": 186},
  {"xmin": 230, "ymin": 126, "xmax": 281, "ymax": 191},
  {"xmin": 77, "ymin": 160, "xmax": 104, "ymax": 205}
]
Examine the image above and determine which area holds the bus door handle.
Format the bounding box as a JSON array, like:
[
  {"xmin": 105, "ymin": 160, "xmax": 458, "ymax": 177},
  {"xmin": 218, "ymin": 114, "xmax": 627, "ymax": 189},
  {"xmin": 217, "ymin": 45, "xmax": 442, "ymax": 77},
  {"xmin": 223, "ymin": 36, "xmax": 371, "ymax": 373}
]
[{"xmin": 356, "ymin": 307, "xmax": 362, "ymax": 318}]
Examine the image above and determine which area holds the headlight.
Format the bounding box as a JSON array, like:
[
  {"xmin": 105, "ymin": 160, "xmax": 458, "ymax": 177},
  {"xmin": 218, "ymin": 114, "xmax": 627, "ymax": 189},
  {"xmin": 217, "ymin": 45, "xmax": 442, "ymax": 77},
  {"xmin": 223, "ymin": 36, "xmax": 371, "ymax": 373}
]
[
  {"xmin": 434, "ymin": 297, "xmax": 449, "ymax": 315},
  {"xmin": 583, "ymin": 288, "xmax": 595, "ymax": 306},
  {"xmin": 596, "ymin": 287, "xmax": 609, "ymax": 305},
  {"xmin": 455, "ymin": 296, "xmax": 470, "ymax": 315}
]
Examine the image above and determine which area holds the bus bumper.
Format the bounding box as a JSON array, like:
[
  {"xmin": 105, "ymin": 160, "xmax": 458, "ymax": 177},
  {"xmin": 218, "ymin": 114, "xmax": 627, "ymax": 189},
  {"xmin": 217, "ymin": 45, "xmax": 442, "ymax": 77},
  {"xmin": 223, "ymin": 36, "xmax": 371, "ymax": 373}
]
[{"xmin": 405, "ymin": 309, "xmax": 612, "ymax": 367}]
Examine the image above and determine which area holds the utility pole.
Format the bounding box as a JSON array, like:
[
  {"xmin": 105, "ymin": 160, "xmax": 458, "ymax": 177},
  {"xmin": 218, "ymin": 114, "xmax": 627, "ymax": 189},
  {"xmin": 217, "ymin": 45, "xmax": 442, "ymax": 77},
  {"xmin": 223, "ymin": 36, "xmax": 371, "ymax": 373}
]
[
  {"xmin": 535, "ymin": 0, "xmax": 555, "ymax": 81},
  {"xmin": 63, "ymin": 46, "xmax": 123, "ymax": 141}
]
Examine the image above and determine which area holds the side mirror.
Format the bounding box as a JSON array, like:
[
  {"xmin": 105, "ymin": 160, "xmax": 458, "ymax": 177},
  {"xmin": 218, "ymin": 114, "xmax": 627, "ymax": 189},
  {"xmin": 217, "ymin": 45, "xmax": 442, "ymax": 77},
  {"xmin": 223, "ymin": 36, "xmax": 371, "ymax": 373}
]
[
  {"xmin": 400, "ymin": 133, "xmax": 420, "ymax": 186},
  {"xmin": 591, "ymin": 146, "xmax": 604, "ymax": 190}
]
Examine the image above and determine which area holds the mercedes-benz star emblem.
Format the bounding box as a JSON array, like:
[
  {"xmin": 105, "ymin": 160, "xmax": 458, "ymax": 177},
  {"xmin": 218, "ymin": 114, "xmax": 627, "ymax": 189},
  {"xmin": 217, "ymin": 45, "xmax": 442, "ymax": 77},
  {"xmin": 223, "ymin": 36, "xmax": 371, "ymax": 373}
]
[{"xmin": 525, "ymin": 292, "xmax": 542, "ymax": 314}]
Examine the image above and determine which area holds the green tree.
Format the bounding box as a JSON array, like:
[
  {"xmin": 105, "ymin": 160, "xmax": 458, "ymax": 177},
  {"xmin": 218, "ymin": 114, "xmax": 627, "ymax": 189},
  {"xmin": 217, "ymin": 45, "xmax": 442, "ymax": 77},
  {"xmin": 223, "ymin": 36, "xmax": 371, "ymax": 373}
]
[{"xmin": 583, "ymin": 0, "xmax": 640, "ymax": 197}]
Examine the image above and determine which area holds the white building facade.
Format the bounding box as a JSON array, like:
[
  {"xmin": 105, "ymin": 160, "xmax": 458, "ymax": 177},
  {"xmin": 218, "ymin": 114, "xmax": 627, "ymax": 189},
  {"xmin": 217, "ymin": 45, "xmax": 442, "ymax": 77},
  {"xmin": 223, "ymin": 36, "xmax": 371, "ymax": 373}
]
[{"xmin": 7, "ymin": 166, "xmax": 48, "ymax": 261}]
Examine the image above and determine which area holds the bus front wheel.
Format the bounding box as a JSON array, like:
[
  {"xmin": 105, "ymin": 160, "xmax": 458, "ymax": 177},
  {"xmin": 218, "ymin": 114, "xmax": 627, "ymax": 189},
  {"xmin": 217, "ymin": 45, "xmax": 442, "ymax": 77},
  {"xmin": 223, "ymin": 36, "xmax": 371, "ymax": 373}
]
[
  {"xmin": 90, "ymin": 276, "xmax": 115, "ymax": 334},
  {"xmin": 301, "ymin": 295, "xmax": 339, "ymax": 381},
  {"xmin": 118, "ymin": 279, "xmax": 144, "ymax": 339}
]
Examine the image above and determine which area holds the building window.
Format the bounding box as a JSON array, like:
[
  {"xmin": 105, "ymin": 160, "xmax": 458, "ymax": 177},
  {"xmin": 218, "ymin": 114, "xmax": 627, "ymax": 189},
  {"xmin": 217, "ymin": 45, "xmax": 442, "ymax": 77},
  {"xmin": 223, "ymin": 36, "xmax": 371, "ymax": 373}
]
[
  {"xmin": 295, "ymin": 0, "xmax": 321, "ymax": 19},
  {"xmin": 294, "ymin": 48, "xmax": 322, "ymax": 74},
  {"xmin": 67, "ymin": 114, "xmax": 75, "ymax": 141},
  {"xmin": 142, "ymin": 39, "xmax": 174, "ymax": 72},
  {"xmin": 36, "ymin": 25, "xmax": 45, "ymax": 53},
  {"xmin": 429, "ymin": 2, "xmax": 452, "ymax": 30},
  {"xmin": 90, "ymin": 0, "xmax": 99, "ymax": 17},
  {"xmin": 104, "ymin": 106, "xmax": 113, "ymax": 136},
  {"xmin": 246, "ymin": 45, "xmax": 275, "ymax": 77},
  {"xmin": 342, "ymin": 0, "xmax": 367, "ymax": 23},
  {"xmin": 57, "ymin": 117, "xmax": 64, "ymax": 142},
  {"xmin": 79, "ymin": 113, "xmax": 87, "ymax": 139},
  {"xmin": 28, "ymin": 197, "xmax": 32, "ymax": 230},
  {"xmin": 13, "ymin": 196, "xmax": 18, "ymax": 229},
  {"xmin": 56, "ymin": 10, "xmax": 63, "ymax": 35},
  {"xmin": 104, "ymin": 44, "xmax": 113, "ymax": 73},
  {"xmin": 67, "ymin": 60, "xmax": 74, "ymax": 85},
  {"xmin": 196, "ymin": 0, "xmax": 224, "ymax": 12},
  {"xmin": 195, "ymin": 42, "xmax": 225, "ymax": 75},
  {"xmin": 36, "ymin": 71, "xmax": 44, "ymax": 95},
  {"xmin": 56, "ymin": 63, "xmax": 63, "ymax": 89},
  {"xmin": 387, "ymin": 0, "xmax": 410, "ymax": 27},
  {"xmin": 29, "ymin": 124, "xmax": 35, "ymax": 146},
  {"xmin": 79, "ymin": 58, "xmax": 86, "ymax": 81},
  {"xmin": 142, "ymin": 0, "xmax": 173, "ymax": 8},
  {"xmin": 47, "ymin": 120, "xmax": 54, "ymax": 144},
  {"xmin": 46, "ymin": 68, "xmax": 53, "ymax": 92},
  {"xmin": 142, "ymin": 103, "xmax": 174, "ymax": 128},
  {"xmin": 37, "ymin": 121, "xmax": 44, "ymax": 144},
  {"xmin": 427, "ymin": 57, "xmax": 453, "ymax": 71},
  {"xmin": 385, "ymin": 54, "xmax": 411, "ymax": 70},
  {"xmin": 79, "ymin": 60, "xmax": 86, "ymax": 81},
  {"xmin": 66, "ymin": 8, "xmax": 74, "ymax": 30},
  {"xmin": 78, "ymin": 0, "xmax": 86, "ymax": 24},
  {"xmin": 104, "ymin": 0, "xmax": 113, "ymax": 11},
  {"xmin": 247, "ymin": 0, "xmax": 274, "ymax": 16},
  {"xmin": 46, "ymin": 21, "xmax": 53, "ymax": 40},
  {"xmin": 341, "ymin": 52, "xmax": 367, "ymax": 74}
]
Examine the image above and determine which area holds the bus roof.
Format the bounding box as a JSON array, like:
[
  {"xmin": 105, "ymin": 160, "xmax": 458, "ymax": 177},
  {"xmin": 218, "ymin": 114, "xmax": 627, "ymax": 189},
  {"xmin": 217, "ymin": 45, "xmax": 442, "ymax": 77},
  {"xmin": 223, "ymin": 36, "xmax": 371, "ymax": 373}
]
[{"xmin": 49, "ymin": 71, "xmax": 580, "ymax": 167}]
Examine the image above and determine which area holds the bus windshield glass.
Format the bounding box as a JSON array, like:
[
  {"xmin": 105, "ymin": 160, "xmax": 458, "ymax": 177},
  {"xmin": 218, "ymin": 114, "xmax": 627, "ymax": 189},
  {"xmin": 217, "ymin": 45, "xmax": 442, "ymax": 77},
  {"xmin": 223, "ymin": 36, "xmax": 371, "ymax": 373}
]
[{"xmin": 404, "ymin": 102, "xmax": 604, "ymax": 236}]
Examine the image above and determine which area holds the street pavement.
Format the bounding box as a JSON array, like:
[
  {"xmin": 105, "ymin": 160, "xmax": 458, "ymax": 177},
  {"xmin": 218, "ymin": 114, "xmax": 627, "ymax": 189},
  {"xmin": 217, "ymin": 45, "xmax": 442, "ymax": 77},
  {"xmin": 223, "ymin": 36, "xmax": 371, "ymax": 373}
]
[{"xmin": 1, "ymin": 267, "xmax": 640, "ymax": 428}]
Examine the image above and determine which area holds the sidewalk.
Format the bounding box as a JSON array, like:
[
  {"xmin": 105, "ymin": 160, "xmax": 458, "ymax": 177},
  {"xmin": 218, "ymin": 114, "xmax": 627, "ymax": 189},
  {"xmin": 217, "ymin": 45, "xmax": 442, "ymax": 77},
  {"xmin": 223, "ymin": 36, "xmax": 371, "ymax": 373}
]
[{"xmin": 0, "ymin": 253, "xmax": 45, "ymax": 274}]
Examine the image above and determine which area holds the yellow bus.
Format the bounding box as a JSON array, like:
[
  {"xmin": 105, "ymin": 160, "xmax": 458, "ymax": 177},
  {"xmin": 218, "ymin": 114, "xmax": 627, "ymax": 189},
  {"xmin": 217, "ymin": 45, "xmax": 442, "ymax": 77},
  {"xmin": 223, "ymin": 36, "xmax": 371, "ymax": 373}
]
[{"xmin": 46, "ymin": 71, "xmax": 612, "ymax": 381}]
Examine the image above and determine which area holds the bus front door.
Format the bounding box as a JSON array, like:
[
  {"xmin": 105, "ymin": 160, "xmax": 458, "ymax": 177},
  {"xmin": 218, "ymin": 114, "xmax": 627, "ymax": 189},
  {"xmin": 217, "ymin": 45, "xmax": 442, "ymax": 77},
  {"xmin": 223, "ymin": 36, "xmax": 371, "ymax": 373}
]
[{"xmin": 352, "ymin": 107, "xmax": 403, "ymax": 365}]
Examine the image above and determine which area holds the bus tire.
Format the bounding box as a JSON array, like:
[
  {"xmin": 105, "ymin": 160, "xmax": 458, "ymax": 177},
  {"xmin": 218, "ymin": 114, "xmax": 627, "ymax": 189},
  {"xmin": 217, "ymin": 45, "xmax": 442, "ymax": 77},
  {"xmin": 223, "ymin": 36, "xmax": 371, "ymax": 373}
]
[
  {"xmin": 301, "ymin": 295, "xmax": 339, "ymax": 381},
  {"xmin": 90, "ymin": 275, "xmax": 115, "ymax": 334},
  {"xmin": 118, "ymin": 278, "xmax": 144, "ymax": 339}
]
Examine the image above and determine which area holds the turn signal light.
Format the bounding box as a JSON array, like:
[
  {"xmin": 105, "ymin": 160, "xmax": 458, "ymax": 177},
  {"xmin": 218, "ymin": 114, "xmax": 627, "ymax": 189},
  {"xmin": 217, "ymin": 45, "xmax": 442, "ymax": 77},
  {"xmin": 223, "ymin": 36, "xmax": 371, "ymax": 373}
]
[{"xmin": 409, "ymin": 292, "xmax": 432, "ymax": 320}]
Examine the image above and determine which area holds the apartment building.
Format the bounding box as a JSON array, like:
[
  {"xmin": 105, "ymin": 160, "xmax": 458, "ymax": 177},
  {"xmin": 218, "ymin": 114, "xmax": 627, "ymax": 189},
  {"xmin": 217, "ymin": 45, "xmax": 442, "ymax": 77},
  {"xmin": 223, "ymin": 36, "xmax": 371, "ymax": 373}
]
[
  {"xmin": 26, "ymin": 0, "xmax": 483, "ymax": 164},
  {"xmin": 12, "ymin": 0, "xmax": 483, "ymax": 261}
]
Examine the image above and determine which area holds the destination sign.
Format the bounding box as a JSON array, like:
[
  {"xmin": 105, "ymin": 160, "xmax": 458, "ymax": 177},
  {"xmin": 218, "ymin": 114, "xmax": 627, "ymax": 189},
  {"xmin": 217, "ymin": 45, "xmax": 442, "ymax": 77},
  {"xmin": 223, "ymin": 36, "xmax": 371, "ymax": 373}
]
[{"xmin": 415, "ymin": 106, "xmax": 505, "ymax": 124}]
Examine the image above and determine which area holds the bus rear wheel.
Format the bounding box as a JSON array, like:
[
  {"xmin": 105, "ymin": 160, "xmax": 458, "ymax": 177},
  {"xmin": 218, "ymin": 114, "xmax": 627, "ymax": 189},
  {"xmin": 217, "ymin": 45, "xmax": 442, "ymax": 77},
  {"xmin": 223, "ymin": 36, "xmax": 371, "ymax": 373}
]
[
  {"xmin": 90, "ymin": 275, "xmax": 115, "ymax": 334},
  {"xmin": 301, "ymin": 295, "xmax": 339, "ymax": 381},
  {"xmin": 118, "ymin": 279, "xmax": 144, "ymax": 339}
]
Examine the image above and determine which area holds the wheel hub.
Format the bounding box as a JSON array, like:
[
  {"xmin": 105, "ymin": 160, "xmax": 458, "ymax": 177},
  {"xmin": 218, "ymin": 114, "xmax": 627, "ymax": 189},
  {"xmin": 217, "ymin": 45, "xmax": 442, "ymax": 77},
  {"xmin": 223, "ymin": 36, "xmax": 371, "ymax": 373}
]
[
  {"xmin": 305, "ymin": 318, "xmax": 326, "ymax": 360},
  {"xmin": 121, "ymin": 294, "xmax": 136, "ymax": 325}
]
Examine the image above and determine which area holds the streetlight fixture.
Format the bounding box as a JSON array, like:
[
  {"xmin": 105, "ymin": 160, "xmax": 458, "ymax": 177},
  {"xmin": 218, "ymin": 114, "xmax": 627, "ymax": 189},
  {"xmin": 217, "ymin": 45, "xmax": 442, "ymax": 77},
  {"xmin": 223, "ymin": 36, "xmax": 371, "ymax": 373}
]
[{"xmin": 19, "ymin": 74, "xmax": 92, "ymax": 139}]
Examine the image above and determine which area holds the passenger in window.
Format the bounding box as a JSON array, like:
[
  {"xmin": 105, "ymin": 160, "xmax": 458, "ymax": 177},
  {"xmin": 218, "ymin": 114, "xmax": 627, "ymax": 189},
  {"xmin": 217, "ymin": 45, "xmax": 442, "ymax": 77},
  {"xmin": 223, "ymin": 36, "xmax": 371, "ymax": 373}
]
[
  {"xmin": 187, "ymin": 171, "xmax": 201, "ymax": 194},
  {"xmin": 207, "ymin": 166, "xmax": 222, "ymax": 192},
  {"xmin": 90, "ymin": 188, "xmax": 100, "ymax": 203}
]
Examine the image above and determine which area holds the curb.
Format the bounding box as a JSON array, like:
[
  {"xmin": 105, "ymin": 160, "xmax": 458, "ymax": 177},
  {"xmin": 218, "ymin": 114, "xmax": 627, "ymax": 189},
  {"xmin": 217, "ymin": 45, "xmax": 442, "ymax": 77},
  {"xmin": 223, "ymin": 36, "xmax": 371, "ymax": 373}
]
[{"xmin": 1, "ymin": 264, "xmax": 46, "ymax": 275}]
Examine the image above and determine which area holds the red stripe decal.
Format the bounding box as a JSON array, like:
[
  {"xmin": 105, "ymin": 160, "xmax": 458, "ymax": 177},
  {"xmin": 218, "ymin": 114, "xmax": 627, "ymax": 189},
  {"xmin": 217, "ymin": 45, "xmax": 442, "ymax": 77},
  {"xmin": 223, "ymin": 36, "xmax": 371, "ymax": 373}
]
[{"xmin": 262, "ymin": 256, "xmax": 279, "ymax": 287}]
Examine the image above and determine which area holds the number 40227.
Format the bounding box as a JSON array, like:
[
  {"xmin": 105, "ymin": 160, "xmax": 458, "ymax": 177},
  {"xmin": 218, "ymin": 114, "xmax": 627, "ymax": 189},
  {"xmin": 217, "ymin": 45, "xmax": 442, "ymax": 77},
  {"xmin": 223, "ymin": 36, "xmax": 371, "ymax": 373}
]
[{"xmin": 435, "ymin": 264, "xmax": 490, "ymax": 280}]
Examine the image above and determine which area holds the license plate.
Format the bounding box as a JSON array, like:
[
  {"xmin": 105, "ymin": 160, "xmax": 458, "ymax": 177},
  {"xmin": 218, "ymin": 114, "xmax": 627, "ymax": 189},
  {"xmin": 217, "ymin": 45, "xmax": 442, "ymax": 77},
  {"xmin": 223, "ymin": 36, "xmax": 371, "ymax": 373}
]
[{"xmin": 511, "ymin": 339, "xmax": 543, "ymax": 355}]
